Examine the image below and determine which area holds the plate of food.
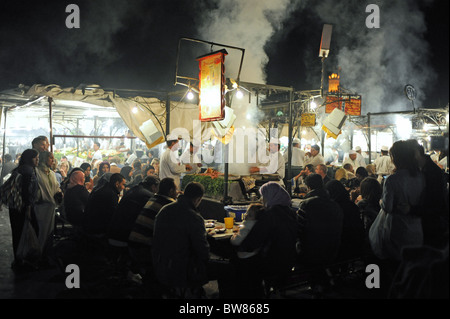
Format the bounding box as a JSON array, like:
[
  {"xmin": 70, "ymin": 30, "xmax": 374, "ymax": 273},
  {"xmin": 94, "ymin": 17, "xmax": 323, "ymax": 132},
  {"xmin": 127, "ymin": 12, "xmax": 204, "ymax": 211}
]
[{"xmin": 214, "ymin": 226, "xmax": 226, "ymax": 234}]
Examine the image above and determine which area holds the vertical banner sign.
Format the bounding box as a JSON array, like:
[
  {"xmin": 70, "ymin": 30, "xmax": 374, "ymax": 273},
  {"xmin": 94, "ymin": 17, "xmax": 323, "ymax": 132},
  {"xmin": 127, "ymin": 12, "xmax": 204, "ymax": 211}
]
[
  {"xmin": 325, "ymin": 93, "xmax": 342, "ymax": 113},
  {"xmin": 344, "ymin": 95, "xmax": 362, "ymax": 116},
  {"xmin": 196, "ymin": 50, "xmax": 228, "ymax": 122}
]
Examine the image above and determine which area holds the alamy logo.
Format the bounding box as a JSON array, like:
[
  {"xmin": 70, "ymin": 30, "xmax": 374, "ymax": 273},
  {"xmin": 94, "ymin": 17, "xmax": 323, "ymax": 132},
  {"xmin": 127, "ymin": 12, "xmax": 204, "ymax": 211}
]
[
  {"xmin": 366, "ymin": 4, "xmax": 380, "ymax": 28},
  {"xmin": 167, "ymin": 121, "xmax": 279, "ymax": 173},
  {"xmin": 65, "ymin": 4, "xmax": 80, "ymax": 29},
  {"xmin": 65, "ymin": 264, "xmax": 80, "ymax": 288},
  {"xmin": 365, "ymin": 264, "xmax": 380, "ymax": 289}
]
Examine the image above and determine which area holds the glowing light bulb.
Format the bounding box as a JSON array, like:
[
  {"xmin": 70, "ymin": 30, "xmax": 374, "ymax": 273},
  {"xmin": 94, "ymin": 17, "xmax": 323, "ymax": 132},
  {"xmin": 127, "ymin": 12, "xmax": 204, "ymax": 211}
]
[
  {"xmin": 236, "ymin": 89, "xmax": 244, "ymax": 99},
  {"xmin": 187, "ymin": 91, "xmax": 194, "ymax": 100},
  {"xmin": 311, "ymin": 101, "xmax": 317, "ymax": 109},
  {"xmin": 132, "ymin": 107, "xmax": 138, "ymax": 114}
]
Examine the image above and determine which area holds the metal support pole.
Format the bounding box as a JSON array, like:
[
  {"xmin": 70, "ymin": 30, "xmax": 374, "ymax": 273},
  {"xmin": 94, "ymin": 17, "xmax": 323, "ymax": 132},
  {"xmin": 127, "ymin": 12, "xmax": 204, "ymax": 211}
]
[
  {"xmin": 320, "ymin": 57, "xmax": 326, "ymax": 98},
  {"xmin": 166, "ymin": 94, "xmax": 171, "ymax": 136},
  {"xmin": 49, "ymin": 97, "xmax": 53, "ymax": 152},
  {"xmin": 1, "ymin": 107, "xmax": 8, "ymax": 181},
  {"xmin": 287, "ymin": 90, "xmax": 293, "ymax": 196},
  {"xmin": 368, "ymin": 113, "xmax": 372, "ymax": 163},
  {"xmin": 222, "ymin": 143, "xmax": 232, "ymax": 205}
]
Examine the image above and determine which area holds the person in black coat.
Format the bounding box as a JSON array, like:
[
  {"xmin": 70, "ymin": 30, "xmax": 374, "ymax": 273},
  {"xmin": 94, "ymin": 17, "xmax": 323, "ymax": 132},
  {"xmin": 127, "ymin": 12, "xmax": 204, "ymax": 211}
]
[
  {"xmin": 325, "ymin": 179, "xmax": 365, "ymax": 261},
  {"xmin": 7, "ymin": 149, "xmax": 40, "ymax": 271},
  {"xmin": 107, "ymin": 175, "xmax": 160, "ymax": 244},
  {"xmin": 105, "ymin": 175, "xmax": 159, "ymax": 276},
  {"xmin": 63, "ymin": 170, "xmax": 90, "ymax": 230},
  {"xmin": 235, "ymin": 181, "xmax": 299, "ymax": 298},
  {"xmin": 407, "ymin": 139, "xmax": 449, "ymax": 249},
  {"xmin": 297, "ymin": 174, "xmax": 344, "ymax": 266},
  {"xmin": 152, "ymin": 182, "xmax": 210, "ymax": 298},
  {"xmin": 238, "ymin": 182, "xmax": 298, "ymax": 276},
  {"xmin": 83, "ymin": 173, "xmax": 126, "ymax": 237}
]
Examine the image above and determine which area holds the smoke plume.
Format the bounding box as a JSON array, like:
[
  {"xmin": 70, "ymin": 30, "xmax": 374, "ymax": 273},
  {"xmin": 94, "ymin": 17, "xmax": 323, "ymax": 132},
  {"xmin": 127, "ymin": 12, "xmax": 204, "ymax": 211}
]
[{"xmin": 312, "ymin": 0, "xmax": 436, "ymax": 113}]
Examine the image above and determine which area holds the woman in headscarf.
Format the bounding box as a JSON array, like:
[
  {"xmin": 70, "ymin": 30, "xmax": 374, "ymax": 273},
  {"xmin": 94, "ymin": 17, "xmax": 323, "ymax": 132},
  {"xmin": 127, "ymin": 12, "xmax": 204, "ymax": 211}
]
[
  {"xmin": 93, "ymin": 161, "xmax": 110, "ymax": 187},
  {"xmin": 325, "ymin": 180, "xmax": 365, "ymax": 261},
  {"xmin": 368, "ymin": 140, "xmax": 425, "ymax": 297},
  {"xmin": 63, "ymin": 170, "xmax": 90, "ymax": 231},
  {"xmin": 7, "ymin": 149, "xmax": 40, "ymax": 271},
  {"xmin": 35, "ymin": 151, "xmax": 63, "ymax": 264},
  {"xmin": 234, "ymin": 182, "xmax": 298, "ymax": 298},
  {"xmin": 369, "ymin": 141, "xmax": 425, "ymax": 262},
  {"xmin": 357, "ymin": 177, "xmax": 382, "ymax": 233},
  {"xmin": 120, "ymin": 165, "xmax": 133, "ymax": 194},
  {"xmin": 356, "ymin": 177, "xmax": 383, "ymax": 264},
  {"xmin": 80, "ymin": 162, "xmax": 94, "ymax": 191}
]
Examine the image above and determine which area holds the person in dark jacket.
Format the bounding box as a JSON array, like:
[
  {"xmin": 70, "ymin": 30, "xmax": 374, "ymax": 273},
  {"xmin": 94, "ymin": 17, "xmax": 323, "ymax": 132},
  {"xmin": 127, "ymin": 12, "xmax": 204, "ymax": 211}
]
[
  {"xmin": 407, "ymin": 139, "xmax": 449, "ymax": 249},
  {"xmin": 80, "ymin": 162, "xmax": 94, "ymax": 192},
  {"xmin": 63, "ymin": 170, "xmax": 90, "ymax": 230},
  {"xmin": 325, "ymin": 179, "xmax": 365, "ymax": 261},
  {"xmin": 152, "ymin": 182, "xmax": 209, "ymax": 298},
  {"xmin": 356, "ymin": 177, "xmax": 382, "ymax": 233},
  {"xmin": 108, "ymin": 175, "xmax": 160, "ymax": 244},
  {"xmin": 232, "ymin": 182, "xmax": 298, "ymax": 298},
  {"xmin": 7, "ymin": 149, "xmax": 40, "ymax": 271},
  {"xmin": 297, "ymin": 174, "xmax": 343, "ymax": 266},
  {"xmin": 83, "ymin": 173, "xmax": 126, "ymax": 237},
  {"xmin": 356, "ymin": 176, "xmax": 383, "ymax": 264},
  {"xmin": 128, "ymin": 178, "xmax": 177, "ymax": 288},
  {"xmin": 106, "ymin": 175, "xmax": 159, "ymax": 276}
]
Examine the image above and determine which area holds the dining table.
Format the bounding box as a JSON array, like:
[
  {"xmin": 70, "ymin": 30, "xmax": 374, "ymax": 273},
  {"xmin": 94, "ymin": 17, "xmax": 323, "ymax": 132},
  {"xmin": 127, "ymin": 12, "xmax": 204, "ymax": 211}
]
[{"xmin": 205, "ymin": 219, "xmax": 242, "ymax": 260}]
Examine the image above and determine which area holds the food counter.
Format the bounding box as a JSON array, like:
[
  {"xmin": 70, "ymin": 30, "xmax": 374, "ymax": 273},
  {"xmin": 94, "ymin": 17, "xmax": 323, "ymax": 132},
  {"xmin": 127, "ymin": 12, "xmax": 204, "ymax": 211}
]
[{"xmin": 181, "ymin": 168, "xmax": 282, "ymax": 203}]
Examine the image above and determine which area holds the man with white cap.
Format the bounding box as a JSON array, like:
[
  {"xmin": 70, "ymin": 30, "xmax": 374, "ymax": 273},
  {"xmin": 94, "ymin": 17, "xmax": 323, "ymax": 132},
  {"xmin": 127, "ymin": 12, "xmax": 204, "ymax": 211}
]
[
  {"xmin": 283, "ymin": 137, "xmax": 305, "ymax": 167},
  {"xmin": 343, "ymin": 149, "xmax": 364, "ymax": 170},
  {"xmin": 250, "ymin": 137, "xmax": 286, "ymax": 186},
  {"xmin": 159, "ymin": 133, "xmax": 192, "ymax": 190},
  {"xmin": 304, "ymin": 144, "xmax": 325, "ymax": 167},
  {"xmin": 373, "ymin": 145, "xmax": 394, "ymax": 180},
  {"xmin": 355, "ymin": 146, "xmax": 368, "ymax": 167}
]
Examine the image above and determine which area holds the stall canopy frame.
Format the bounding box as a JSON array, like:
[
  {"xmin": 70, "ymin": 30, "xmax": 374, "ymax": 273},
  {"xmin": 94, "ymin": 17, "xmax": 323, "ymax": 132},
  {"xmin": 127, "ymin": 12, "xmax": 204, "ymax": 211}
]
[{"xmin": 0, "ymin": 83, "xmax": 212, "ymax": 157}]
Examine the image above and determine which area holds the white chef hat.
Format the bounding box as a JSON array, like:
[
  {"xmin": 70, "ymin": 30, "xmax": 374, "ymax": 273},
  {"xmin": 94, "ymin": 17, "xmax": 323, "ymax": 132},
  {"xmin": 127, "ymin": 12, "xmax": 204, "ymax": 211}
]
[
  {"xmin": 166, "ymin": 133, "xmax": 179, "ymax": 141},
  {"xmin": 269, "ymin": 137, "xmax": 280, "ymax": 144}
]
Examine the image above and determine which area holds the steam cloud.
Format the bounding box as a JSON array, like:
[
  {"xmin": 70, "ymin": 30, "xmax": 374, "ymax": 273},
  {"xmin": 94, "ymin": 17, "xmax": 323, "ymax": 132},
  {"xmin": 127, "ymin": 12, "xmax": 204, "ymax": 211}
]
[
  {"xmin": 0, "ymin": 0, "xmax": 439, "ymax": 114},
  {"xmin": 197, "ymin": 0, "xmax": 437, "ymax": 115},
  {"xmin": 312, "ymin": 0, "xmax": 436, "ymax": 113}
]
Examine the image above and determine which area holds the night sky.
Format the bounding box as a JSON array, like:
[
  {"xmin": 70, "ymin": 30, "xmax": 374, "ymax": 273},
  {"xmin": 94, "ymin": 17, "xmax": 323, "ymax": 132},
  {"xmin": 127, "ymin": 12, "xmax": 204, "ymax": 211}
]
[{"xmin": 0, "ymin": 0, "xmax": 448, "ymax": 113}]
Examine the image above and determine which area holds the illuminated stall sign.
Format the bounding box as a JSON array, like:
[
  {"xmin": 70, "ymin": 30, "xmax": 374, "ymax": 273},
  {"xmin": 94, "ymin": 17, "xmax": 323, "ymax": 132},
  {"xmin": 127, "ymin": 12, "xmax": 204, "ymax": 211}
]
[
  {"xmin": 325, "ymin": 94, "xmax": 362, "ymax": 116},
  {"xmin": 325, "ymin": 93, "xmax": 342, "ymax": 113},
  {"xmin": 344, "ymin": 95, "xmax": 362, "ymax": 116},
  {"xmin": 196, "ymin": 49, "xmax": 228, "ymax": 122},
  {"xmin": 301, "ymin": 113, "xmax": 316, "ymax": 127}
]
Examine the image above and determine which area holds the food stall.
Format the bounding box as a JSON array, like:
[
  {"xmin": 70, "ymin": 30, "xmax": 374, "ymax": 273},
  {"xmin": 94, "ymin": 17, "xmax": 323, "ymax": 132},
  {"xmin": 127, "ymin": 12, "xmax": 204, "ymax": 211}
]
[{"xmin": 0, "ymin": 83, "xmax": 210, "ymax": 165}]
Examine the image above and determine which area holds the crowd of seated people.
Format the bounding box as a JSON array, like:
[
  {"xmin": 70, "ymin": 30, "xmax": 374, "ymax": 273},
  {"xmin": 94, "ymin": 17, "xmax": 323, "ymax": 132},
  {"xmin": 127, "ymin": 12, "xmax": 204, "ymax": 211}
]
[{"xmin": 4, "ymin": 136, "xmax": 448, "ymax": 300}]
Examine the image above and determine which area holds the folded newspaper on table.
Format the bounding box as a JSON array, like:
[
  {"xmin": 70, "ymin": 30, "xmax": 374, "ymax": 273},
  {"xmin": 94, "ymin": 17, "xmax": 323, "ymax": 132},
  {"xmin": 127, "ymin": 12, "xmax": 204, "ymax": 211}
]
[{"xmin": 322, "ymin": 108, "xmax": 347, "ymax": 139}]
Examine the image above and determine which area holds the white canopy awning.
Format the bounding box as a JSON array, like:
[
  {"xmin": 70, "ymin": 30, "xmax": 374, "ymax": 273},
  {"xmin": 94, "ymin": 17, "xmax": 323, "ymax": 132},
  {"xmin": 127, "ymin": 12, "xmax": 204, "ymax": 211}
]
[{"xmin": 1, "ymin": 84, "xmax": 210, "ymax": 149}]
